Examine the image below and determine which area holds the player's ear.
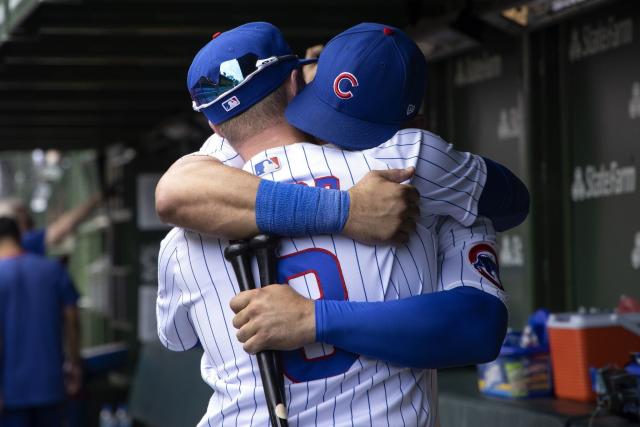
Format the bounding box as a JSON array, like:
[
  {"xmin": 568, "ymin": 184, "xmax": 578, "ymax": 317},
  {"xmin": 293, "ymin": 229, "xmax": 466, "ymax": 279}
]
[{"xmin": 286, "ymin": 69, "xmax": 304, "ymax": 101}]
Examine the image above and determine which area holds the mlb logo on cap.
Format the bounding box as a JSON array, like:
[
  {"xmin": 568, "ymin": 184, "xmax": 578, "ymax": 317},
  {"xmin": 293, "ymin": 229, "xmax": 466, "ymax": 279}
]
[
  {"xmin": 222, "ymin": 96, "xmax": 241, "ymax": 112},
  {"xmin": 254, "ymin": 157, "xmax": 281, "ymax": 176}
]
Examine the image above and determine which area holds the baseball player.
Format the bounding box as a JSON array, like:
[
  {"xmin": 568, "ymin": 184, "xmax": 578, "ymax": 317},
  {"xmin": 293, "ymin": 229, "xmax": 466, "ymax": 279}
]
[{"xmin": 156, "ymin": 22, "xmax": 522, "ymax": 426}]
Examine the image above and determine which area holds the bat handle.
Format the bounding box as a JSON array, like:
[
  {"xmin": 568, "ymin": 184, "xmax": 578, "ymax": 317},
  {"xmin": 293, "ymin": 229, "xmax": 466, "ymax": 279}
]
[
  {"xmin": 226, "ymin": 238, "xmax": 287, "ymax": 426},
  {"xmin": 250, "ymin": 234, "xmax": 288, "ymax": 426},
  {"xmin": 250, "ymin": 234, "xmax": 280, "ymax": 286},
  {"xmin": 257, "ymin": 351, "xmax": 289, "ymax": 426}
]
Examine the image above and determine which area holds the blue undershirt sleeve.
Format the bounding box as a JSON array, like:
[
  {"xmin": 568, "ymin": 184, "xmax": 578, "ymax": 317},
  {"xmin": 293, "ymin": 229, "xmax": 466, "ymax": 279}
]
[
  {"xmin": 315, "ymin": 287, "xmax": 508, "ymax": 369},
  {"xmin": 478, "ymin": 157, "xmax": 530, "ymax": 232}
]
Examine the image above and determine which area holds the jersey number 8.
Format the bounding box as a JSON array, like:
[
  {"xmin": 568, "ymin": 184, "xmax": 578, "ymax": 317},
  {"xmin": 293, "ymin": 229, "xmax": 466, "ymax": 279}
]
[{"xmin": 278, "ymin": 248, "xmax": 359, "ymax": 382}]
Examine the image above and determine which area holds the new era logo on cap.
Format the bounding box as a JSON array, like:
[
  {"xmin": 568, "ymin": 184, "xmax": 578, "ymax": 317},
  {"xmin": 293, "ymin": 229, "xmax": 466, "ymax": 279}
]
[{"xmin": 222, "ymin": 96, "xmax": 241, "ymax": 112}]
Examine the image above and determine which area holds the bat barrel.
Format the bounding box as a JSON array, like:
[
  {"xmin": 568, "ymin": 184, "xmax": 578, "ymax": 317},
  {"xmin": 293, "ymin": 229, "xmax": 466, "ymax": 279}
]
[
  {"xmin": 224, "ymin": 240, "xmax": 255, "ymax": 292},
  {"xmin": 250, "ymin": 234, "xmax": 280, "ymax": 286}
]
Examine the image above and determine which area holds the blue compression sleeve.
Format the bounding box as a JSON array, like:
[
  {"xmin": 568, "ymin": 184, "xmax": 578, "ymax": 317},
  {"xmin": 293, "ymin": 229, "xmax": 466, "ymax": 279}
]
[
  {"xmin": 255, "ymin": 179, "xmax": 350, "ymax": 236},
  {"xmin": 478, "ymin": 157, "xmax": 530, "ymax": 232},
  {"xmin": 316, "ymin": 287, "xmax": 507, "ymax": 369}
]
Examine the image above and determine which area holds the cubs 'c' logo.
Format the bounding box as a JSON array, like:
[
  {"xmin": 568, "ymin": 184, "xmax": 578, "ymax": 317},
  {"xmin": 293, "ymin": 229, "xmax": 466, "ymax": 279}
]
[
  {"xmin": 468, "ymin": 243, "xmax": 503, "ymax": 290},
  {"xmin": 333, "ymin": 72, "xmax": 359, "ymax": 99}
]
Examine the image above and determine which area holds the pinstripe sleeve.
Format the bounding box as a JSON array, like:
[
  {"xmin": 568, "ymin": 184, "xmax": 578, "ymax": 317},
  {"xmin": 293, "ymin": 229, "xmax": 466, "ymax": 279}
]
[
  {"xmin": 369, "ymin": 129, "xmax": 488, "ymax": 226},
  {"xmin": 196, "ymin": 134, "xmax": 225, "ymax": 156},
  {"xmin": 156, "ymin": 229, "xmax": 198, "ymax": 351},
  {"xmin": 194, "ymin": 134, "xmax": 242, "ymax": 164},
  {"xmin": 413, "ymin": 132, "xmax": 487, "ymax": 226},
  {"xmin": 437, "ymin": 216, "xmax": 508, "ymax": 307}
]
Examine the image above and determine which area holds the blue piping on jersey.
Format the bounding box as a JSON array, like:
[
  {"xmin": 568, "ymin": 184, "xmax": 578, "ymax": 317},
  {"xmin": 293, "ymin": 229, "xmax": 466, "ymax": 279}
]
[{"xmin": 315, "ymin": 287, "xmax": 508, "ymax": 369}]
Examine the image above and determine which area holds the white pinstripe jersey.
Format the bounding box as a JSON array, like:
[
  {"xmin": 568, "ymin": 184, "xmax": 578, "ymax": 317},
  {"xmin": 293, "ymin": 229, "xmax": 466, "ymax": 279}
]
[{"xmin": 157, "ymin": 129, "xmax": 507, "ymax": 427}]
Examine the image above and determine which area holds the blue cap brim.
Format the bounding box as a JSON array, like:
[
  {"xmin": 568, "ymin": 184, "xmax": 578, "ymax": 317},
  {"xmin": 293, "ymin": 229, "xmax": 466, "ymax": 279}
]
[{"xmin": 285, "ymin": 84, "xmax": 399, "ymax": 150}]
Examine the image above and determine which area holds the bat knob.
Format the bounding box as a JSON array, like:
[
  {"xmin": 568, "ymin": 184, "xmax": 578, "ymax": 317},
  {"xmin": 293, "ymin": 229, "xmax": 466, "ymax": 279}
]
[
  {"xmin": 250, "ymin": 234, "xmax": 280, "ymax": 251},
  {"xmin": 224, "ymin": 240, "xmax": 251, "ymax": 261},
  {"xmin": 275, "ymin": 403, "xmax": 288, "ymax": 420}
]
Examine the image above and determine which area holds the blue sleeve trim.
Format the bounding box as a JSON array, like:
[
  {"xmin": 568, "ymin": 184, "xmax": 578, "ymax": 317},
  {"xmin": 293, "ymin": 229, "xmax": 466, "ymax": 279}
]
[
  {"xmin": 316, "ymin": 287, "xmax": 508, "ymax": 369},
  {"xmin": 478, "ymin": 157, "xmax": 530, "ymax": 232},
  {"xmin": 255, "ymin": 179, "xmax": 350, "ymax": 236}
]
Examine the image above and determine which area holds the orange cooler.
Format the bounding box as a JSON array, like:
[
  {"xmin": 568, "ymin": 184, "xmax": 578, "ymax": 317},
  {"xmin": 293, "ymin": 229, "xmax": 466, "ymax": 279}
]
[{"xmin": 547, "ymin": 312, "xmax": 640, "ymax": 402}]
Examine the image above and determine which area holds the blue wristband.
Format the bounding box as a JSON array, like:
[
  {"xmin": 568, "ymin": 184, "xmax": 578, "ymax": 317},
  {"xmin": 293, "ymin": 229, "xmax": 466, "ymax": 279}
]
[{"xmin": 255, "ymin": 179, "xmax": 350, "ymax": 236}]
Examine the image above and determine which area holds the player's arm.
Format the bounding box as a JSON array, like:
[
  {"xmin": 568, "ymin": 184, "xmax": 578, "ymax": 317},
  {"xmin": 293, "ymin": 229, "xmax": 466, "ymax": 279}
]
[
  {"xmin": 156, "ymin": 230, "xmax": 199, "ymax": 352},
  {"xmin": 308, "ymin": 217, "xmax": 508, "ymax": 368},
  {"xmin": 414, "ymin": 132, "xmax": 528, "ymax": 231},
  {"xmin": 316, "ymin": 216, "xmax": 507, "ymax": 368},
  {"xmin": 156, "ymin": 151, "xmax": 418, "ymax": 245},
  {"xmin": 156, "ymin": 155, "xmax": 259, "ymax": 238},
  {"xmin": 373, "ymin": 130, "xmax": 529, "ymax": 232},
  {"xmin": 478, "ymin": 157, "xmax": 530, "ymax": 232},
  {"xmin": 230, "ymin": 217, "xmax": 508, "ymax": 369},
  {"xmin": 46, "ymin": 192, "xmax": 103, "ymax": 247}
]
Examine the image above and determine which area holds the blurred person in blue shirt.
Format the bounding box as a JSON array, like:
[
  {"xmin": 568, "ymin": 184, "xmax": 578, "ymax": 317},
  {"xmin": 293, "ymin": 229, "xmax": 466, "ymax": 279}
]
[
  {"xmin": 0, "ymin": 194, "xmax": 102, "ymax": 256},
  {"xmin": 0, "ymin": 216, "xmax": 81, "ymax": 427}
]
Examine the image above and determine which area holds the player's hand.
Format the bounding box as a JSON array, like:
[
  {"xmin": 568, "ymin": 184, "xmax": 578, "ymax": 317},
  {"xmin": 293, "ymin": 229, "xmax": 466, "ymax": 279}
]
[
  {"xmin": 230, "ymin": 286, "xmax": 315, "ymax": 354},
  {"xmin": 302, "ymin": 44, "xmax": 323, "ymax": 83},
  {"xmin": 344, "ymin": 167, "xmax": 420, "ymax": 246}
]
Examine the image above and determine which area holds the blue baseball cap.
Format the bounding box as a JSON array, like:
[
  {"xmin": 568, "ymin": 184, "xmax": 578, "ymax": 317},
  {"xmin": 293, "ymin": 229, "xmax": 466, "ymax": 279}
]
[
  {"xmin": 187, "ymin": 22, "xmax": 314, "ymax": 125},
  {"xmin": 285, "ymin": 23, "xmax": 427, "ymax": 150}
]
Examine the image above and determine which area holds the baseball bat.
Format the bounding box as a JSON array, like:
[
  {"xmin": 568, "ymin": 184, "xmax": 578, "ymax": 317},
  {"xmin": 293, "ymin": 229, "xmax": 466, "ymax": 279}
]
[
  {"xmin": 224, "ymin": 239, "xmax": 288, "ymax": 427},
  {"xmin": 250, "ymin": 234, "xmax": 288, "ymax": 418}
]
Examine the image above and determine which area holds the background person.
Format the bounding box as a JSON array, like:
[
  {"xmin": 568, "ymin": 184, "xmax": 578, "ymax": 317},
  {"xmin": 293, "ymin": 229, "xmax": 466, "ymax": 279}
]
[
  {"xmin": 0, "ymin": 216, "xmax": 81, "ymax": 427},
  {"xmin": 0, "ymin": 192, "xmax": 103, "ymax": 256}
]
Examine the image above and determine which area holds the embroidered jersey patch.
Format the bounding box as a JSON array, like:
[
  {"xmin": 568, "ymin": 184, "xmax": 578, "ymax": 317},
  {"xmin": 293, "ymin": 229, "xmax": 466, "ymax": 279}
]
[
  {"xmin": 254, "ymin": 157, "xmax": 281, "ymax": 176},
  {"xmin": 468, "ymin": 243, "xmax": 503, "ymax": 290}
]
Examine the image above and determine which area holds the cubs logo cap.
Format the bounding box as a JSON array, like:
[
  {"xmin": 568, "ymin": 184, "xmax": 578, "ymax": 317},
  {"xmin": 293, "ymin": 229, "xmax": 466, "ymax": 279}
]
[
  {"xmin": 285, "ymin": 23, "xmax": 427, "ymax": 150},
  {"xmin": 187, "ymin": 22, "xmax": 315, "ymax": 125}
]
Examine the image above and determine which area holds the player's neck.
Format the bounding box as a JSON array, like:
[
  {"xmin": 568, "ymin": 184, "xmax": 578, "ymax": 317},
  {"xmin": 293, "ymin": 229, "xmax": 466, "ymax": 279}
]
[
  {"xmin": 232, "ymin": 122, "xmax": 312, "ymax": 161},
  {"xmin": 0, "ymin": 239, "xmax": 23, "ymax": 259}
]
